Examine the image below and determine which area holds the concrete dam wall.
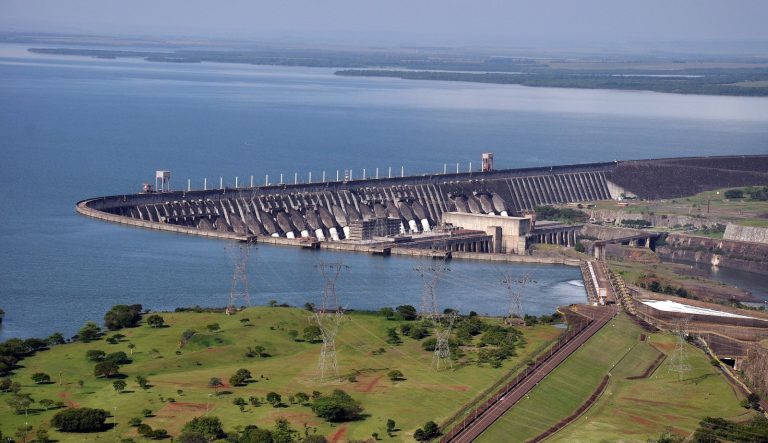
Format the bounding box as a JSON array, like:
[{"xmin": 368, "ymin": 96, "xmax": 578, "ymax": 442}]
[{"xmin": 77, "ymin": 155, "xmax": 768, "ymax": 243}]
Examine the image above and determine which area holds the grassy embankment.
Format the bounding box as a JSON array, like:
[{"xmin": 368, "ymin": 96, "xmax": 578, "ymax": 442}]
[
  {"xmin": 590, "ymin": 187, "xmax": 768, "ymax": 232},
  {"xmin": 0, "ymin": 307, "xmax": 561, "ymax": 442},
  {"xmin": 477, "ymin": 313, "xmax": 751, "ymax": 442}
]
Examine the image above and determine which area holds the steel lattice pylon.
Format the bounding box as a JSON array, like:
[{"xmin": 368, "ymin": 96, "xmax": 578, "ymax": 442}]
[
  {"xmin": 414, "ymin": 260, "xmax": 453, "ymax": 370},
  {"xmin": 226, "ymin": 240, "xmax": 254, "ymax": 314},
  {"xmin": 433, "ymin": 312, "xmax": 457, "ymax": 370},
  {"xmin": 501, "ymin": 271, "xmax": 534, "ymax": 325},
  {"xmin": 668, "ymin": 318, "xmax": 692, "ymax": 381},
  {"xmin": 314, "ymin": 261, "xmax": 347, "ymax": 379}
]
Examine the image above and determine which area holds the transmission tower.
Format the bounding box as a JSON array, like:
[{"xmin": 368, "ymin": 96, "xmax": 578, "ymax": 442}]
[
  {"xmin": 226, "ymin": 240, "xmax": 254, "ymax": 315},
  {"xmin": 313, "ymin": 261, "xmax": 347, "ymax": 379},
  {"xmin": 668, "ymin": 318, "xmax": 692, "ymax": 381},
  {"xmin": 413, "ymin": 260, "xmax": 454, "ymax": 369},
  {"xmin": 414, "ymin": 261, "xmax": 449, "ymax": 320},
  {"xmin": 501, "ymin": 272, "xmax": 534, "ymax": 325},
  {"xmin": 433, "ymin": 312, "xmax": 457, "ymax": 370}
]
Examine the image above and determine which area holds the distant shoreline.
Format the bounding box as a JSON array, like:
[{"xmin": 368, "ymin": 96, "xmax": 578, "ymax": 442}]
[
  {"xmin": 335, "ymin": 69, "xmax": 768, "ymax": 97},
  {"xmin": 25, "ymin": 47, "xmax": 768, "ymax": 97}
]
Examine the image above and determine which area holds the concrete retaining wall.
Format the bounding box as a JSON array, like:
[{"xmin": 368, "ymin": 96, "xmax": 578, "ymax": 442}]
[{"xmin": 724, "ymin": 223, "xmax": 768, "ymax": 245}]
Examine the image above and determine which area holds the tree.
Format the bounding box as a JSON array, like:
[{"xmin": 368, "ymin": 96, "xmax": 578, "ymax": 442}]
[
  {"xmin": 113, "ymin": 380, "xmax": 127, "ymax": 393},
  {"xmin": 208, "ymin": 377, "xmax": 224, "ymax": 393},
  {"xmin": 303, "ymin": 325, "xmax": 322, "ymax": 343},
  {"xmin": 181, "ymin": 416, "xmax": 225, "ymax": 441},
  {"xmin": 386, "ymin": 419, "xmax": 396, "ymax": 435},
  {"xmin": 240, "ymin": 426, "xmax": 273, "ymax": 443},
  {"xmin": 78, "ymin": 322, "xmax": 101, "ymax": 342},
  {"xmin": 725, "ymin": 189, "xmax": 744, "ymax": 199},
  {"xmin": 207, "ymin": 323, "xmax": 221, "ymax": 333},
  {"xmin": 15, "ymin": 425, "xmax": 32, "ymax": 443},
  {"xmin": 266, "ymin": 392, "xmax": 282, "ymax": 407},
  {"xmin": 301, "ymin": 436, "xmax": 327, "ymax": 443},
  {"xmin": 105, "ymin": 351, "xmax": 131, "ymax": 364},
  {"xmin": 146, "ymin": 314, "xmax": 165, "ymax": 328},
  {"xmin": 233, "ymin": 397, "xmax": 247, "ymax": 412},
  {"xmin": 287, "ymin": 330, "xmax": 299, "ymax": 341},
  {"xmin": 51, "ymin": 407, "xmax": 109, "ymax": 432},
  {"xmin": 31, "ymin": 372, "xmax": 51, "ymax": 384},
  {"xmin": 93, "ymin": 361, "xmax": 120, "ymax": 378},
  {"xmin": 136, "ymin": 375, "xmax": 150, "ymax": 390},
  {"xmin": 129, "ymin": 417, "xmax": 143, "ymax": 427},
  {"xmin": 35, "ymin": 428, "xmax": 51, "ymax": 443},
  {"xmin": 86, "ymin": 349, "xmax": 106, "ymax": 362},
  {"xmin": 379, "ymin": 307, "xmax": 395, "ymax": 319},
  {"xmin": 127, "ymin": 343, "xmax": 136, "ymax": 355},
  {"xmin": 39, "ymin": 398, "xmax": 55, "ymax": 409},
  {"xmin": 387, "ymin": 370, "xmax": 404, "ymax": 381},
  {"xmin": 177, "ymin": 431, "xmax": 208, "ymax": 443},
  {"xmin": 310, "ymin": 390, "xmax": 363, "ymax": 422},
  {"xmin": 272, "ymin": 418, "xmax": 296, "ymax": 443},
  {"xmin": 6, "ymin": 393, "xmax": 34, "ymax": 415},
  {"xmin": 104, "ymin": 304, "xmax": 143, "ymax": 331},
  {"xmin": 230, "ymin": 368, "xmax": 252, "ymax": 387},
  {"xmin": 414, "ymin": 421, "xmax": 440, "ymax": 441},
  {"xmin": 47, "ymin": 332, "xmax": 66, "ymax": 346},
  {"xmin": 295, "ymin": 392, "xmax": 310, "ymax": 404},
  {"xmin": 396, "ymin": 305, "xmax": 418, "ymax": 321},
  {"xmin": 142, "ymin": 408, "xmax": 153, "ymax": 417}
]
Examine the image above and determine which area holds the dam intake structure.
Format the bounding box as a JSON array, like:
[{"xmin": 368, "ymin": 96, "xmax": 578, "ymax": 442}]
[{"xmin": 77, "ymin": 155, "xmax": 768, "ymax": 251}]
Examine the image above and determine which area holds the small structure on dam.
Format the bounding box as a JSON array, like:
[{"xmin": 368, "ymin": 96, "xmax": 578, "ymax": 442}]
[{"xmin": 76, "ymin": 155, "xmax": 768, "ymax": 254}]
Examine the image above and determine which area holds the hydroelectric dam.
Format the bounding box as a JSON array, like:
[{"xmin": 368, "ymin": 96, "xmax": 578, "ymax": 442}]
[{"xmin": 76, "ymin": 155, "xmax": 768, "ymax": 257}]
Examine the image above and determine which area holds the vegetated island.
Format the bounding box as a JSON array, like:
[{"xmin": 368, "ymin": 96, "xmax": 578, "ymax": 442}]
[
  {"xmin": 334, "ymin": 69, "xmax": 768, "ymax": 96},
  {"xmin": 26, "ymin": 47, "xmax": 768, "ymax": 96}
]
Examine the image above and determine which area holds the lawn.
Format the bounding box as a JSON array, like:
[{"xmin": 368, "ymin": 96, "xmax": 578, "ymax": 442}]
[
  {"xmin": 0, "ymin": 307, "xmax": 561, "ymax": 442},
  {"xmin": 476, "ymin": 313, "xmax": 750, "ymax": 443},
  {"xmin": 589, "ymin": 186, "xmax": 768, "ymax": 228}
]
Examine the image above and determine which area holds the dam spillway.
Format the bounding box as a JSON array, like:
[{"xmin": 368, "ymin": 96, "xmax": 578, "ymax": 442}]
[{"xmin": 77, "ymin": 155, "xmax": 768, "ymax": 244}]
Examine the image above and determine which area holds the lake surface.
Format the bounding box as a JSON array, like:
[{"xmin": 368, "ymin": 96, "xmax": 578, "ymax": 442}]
[{"xmin": 1, "ymin": 43, "xmax": 767, "ymax": 340}]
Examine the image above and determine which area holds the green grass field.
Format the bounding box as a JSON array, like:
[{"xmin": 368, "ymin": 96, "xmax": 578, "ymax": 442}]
[
  {"xmin": 0, "ymin": 307, "xmax": 561, "ymax": 442},
  {"xmin": 476, "ymin": 314, "xmax": 751, "ymax": 443},
  {"xmin": 591, "ymin": 186, "xmax": 768, "ymax": 229}
]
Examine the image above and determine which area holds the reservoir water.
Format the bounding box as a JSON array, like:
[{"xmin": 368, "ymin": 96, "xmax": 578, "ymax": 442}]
[{"xmin": 1, "ymin": 44, "xmax": 767, "ymax": 340}]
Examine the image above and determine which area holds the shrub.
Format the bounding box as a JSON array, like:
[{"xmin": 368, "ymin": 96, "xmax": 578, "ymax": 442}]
[
  {"xmin": 51, "ymin": 407, "xmax": 109, "ymax": 432},
  {"xmin": 387, "ymin": 370, "xmax": 404, "ymax": 381},
  {"xmin": 724, "ymin": 189, "xmax": 744, "ymax": 199},
  {"xmin": 310, "ymin": 389, "xmax": 363, "ymax": 422}
]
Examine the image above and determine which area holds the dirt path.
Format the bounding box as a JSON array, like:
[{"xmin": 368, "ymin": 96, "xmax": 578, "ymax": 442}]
[{"xmin": 328, "ymin": 425, "xmax": 348, "ymax": 443}]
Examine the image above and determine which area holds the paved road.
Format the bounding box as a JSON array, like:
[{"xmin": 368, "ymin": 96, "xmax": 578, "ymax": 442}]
[{"xmin": 444, "ymin": 305, "xmax": 617, "ymax": 443}]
